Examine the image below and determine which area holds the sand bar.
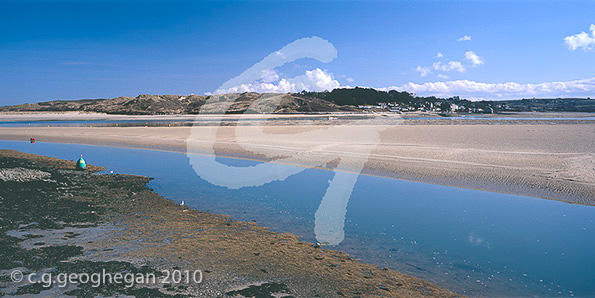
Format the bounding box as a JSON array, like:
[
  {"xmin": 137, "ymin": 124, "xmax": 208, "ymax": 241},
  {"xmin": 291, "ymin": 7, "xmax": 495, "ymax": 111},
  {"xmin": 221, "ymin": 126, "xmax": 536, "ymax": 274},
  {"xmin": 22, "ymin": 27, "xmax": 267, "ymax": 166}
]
[{"xmin": 1, "ymin": 113, "xmax": 593, "ymax": 205}]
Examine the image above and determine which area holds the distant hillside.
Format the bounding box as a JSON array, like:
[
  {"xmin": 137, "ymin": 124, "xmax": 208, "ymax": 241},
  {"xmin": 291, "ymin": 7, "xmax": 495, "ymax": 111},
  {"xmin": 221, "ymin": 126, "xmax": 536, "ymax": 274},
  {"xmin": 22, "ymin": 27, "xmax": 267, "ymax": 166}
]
[
  {"xmin": 0, "ymin": 93, "xmax": 357, "ymax": 115},
  {"xmin": 2, "ymin": 88, "xmax": 594, "ymax": 114},
  {"xmin": 491, "ymin": 98, "xmax": 595, "ymax": 112}
]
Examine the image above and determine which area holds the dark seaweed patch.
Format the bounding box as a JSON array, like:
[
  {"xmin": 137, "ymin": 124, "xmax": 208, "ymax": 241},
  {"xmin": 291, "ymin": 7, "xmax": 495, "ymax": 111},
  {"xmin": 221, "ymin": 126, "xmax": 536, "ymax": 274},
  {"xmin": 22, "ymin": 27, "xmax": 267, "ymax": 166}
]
[{"xmin": 0, "ymin": 155, "xmax": 186, "ymax": 297}]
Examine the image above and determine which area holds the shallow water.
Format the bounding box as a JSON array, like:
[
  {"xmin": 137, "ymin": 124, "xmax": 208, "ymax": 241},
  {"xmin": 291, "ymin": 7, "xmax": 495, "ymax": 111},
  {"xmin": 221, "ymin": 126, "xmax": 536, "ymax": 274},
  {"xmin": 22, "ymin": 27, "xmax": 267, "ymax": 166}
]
[
  {"xmin": 0, "ymin": 115, "xmax": 369, "ymax": 127},
  {"xmin": 1, "ymin": 114, "xmax": 594, "ymax": 127},
  {"xmin": 2, "ymin": 140, "xmax": 594, "ymax": 297},
  {"xmin": 447, "ymin": 115, "xmax": 595, "ymax": 121}
]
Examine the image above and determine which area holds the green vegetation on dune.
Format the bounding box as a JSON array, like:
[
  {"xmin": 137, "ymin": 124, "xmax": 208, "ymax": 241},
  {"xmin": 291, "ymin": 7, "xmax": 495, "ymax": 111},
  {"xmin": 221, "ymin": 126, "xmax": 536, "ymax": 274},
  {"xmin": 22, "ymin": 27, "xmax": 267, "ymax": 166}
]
[{"xmin": 1, "ymin": 88, "xmax": 593, "ymax": 114}]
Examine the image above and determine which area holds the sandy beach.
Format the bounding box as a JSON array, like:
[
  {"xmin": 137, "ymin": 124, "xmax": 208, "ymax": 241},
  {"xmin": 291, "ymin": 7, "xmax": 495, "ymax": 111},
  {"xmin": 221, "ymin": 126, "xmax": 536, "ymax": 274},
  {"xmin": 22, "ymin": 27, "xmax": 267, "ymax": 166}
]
[{"xmin": 1, "ymin": 112, "xmax": 594, "ymax": 206}]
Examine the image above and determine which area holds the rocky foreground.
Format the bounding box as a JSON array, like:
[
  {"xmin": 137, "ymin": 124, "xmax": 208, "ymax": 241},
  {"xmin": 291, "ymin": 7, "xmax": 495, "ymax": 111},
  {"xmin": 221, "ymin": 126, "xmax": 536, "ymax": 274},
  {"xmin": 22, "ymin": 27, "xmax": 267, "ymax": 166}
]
[{"xmin": 0, "ymin": 150, "xmax": 457, "ymax": 297}]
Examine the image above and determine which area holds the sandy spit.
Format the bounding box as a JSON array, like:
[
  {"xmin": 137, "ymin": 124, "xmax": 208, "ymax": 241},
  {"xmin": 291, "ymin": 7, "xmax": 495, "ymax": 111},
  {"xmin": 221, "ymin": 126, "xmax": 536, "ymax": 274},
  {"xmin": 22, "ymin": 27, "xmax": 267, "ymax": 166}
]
[{"xmin": 0, "ymin": 115, "xmax": 594, "ymax": 205}]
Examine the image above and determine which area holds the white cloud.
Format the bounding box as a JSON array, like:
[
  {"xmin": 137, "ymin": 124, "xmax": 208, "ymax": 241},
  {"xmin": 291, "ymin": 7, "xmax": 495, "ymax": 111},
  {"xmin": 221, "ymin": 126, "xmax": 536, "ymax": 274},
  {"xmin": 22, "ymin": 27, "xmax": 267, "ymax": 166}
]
[
  {"xmin": 416, "ymin": 51, "xmax": 484, "ymax": 77},
  {"xmin": 259, "ymin": 69, "xmax": 280, "ymax": 83},
  {"xmin": 345, "ymin": 77, "xmax": 354, "ymax": 83},
  {"xmin": 432, "ymin": 61, "xmax": 466, "ymax": 73},
  {"xmin": 457, "ymin": 35, "xmax": 472, "ymax": 42},
  {"xmin": 464, "ymin": 51, "xmax": 484, "ymax": 66},
  {"xmin": 214, "ymin": 73, "xmax": 595, "ymax": 100},
  {"xmin": 301, "ymin": 68, "xmax": 340, "ymax": 91},
  {"xmin": 381, "ymin": 77, "xmax": 595, "ymax": 100},
  {"xmin": 564, "ymin": 24, "xmax": 595, "ymax": 51},
  {"xmin": 436, "ymin": 52, "xmax": 444, "ymax": 58},
  {"xmin": 415, "ymin": 66, "xmax": 432, "ymax": 77},
  {"xmin": 214, "ymin": 68, "xmax": 340, "ymax": 94}
]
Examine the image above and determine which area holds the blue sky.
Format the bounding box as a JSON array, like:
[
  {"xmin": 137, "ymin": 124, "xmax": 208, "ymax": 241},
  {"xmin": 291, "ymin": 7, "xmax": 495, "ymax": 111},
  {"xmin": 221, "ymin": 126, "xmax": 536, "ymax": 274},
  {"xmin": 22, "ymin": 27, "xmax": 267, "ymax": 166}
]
[{"xmin": 1, "ymin": 0, "xmax": 594, "ymax": 105}]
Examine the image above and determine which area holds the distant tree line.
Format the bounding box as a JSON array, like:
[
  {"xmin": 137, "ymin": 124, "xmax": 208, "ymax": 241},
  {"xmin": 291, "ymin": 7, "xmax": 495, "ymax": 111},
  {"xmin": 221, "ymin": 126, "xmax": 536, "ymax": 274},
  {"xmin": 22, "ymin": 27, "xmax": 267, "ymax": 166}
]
[
  {"xmin": 298, "ymin": 87, "xmax": 495, "ymax": 112},
  {"xmin": 297, "ymin": 87, "xmax": 595, "ymax": 113}
]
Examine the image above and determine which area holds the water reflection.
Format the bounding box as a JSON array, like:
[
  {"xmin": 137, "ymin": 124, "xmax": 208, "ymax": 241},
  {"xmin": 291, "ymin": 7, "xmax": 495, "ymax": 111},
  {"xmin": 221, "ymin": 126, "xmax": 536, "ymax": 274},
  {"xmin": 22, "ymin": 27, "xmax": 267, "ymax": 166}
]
[
  {"xmin": 3, "ymin": 140, "xmax": 595, "ymax": 297},
  {"xmin": 2, "ymin": 115, "xmax": 595, "ymax": 128},
  {"xmin": 314, "ymin": 171, "xmax": 358, "ymax": 245},
  {"xmin": 187, "ymin": 109, "xmax": 381, "ymax": 246}
]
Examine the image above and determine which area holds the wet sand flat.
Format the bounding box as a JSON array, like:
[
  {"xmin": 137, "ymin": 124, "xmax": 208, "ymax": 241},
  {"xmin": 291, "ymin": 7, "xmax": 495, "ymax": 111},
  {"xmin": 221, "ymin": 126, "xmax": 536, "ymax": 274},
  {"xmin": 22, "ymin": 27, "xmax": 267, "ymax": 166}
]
[{"xmin": 1, "ymin": 114, "xmax": 594, "ymax": 205}]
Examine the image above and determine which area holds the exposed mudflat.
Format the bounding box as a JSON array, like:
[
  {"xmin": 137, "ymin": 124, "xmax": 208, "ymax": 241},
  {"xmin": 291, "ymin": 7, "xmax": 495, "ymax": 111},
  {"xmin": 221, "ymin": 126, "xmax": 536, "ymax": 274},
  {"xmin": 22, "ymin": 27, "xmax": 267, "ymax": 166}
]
[{"xmin": 0, "ymin": 150, "xmax": 458, "ymax": 297}]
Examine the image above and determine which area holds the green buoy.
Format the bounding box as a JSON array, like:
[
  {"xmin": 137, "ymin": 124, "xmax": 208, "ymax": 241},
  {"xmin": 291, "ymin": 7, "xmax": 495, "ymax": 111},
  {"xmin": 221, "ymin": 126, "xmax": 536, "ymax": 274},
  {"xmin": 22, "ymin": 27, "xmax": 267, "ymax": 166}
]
[{"xmin": 76, "ymin": 155, "xmax": 87, "ymax": 170}]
